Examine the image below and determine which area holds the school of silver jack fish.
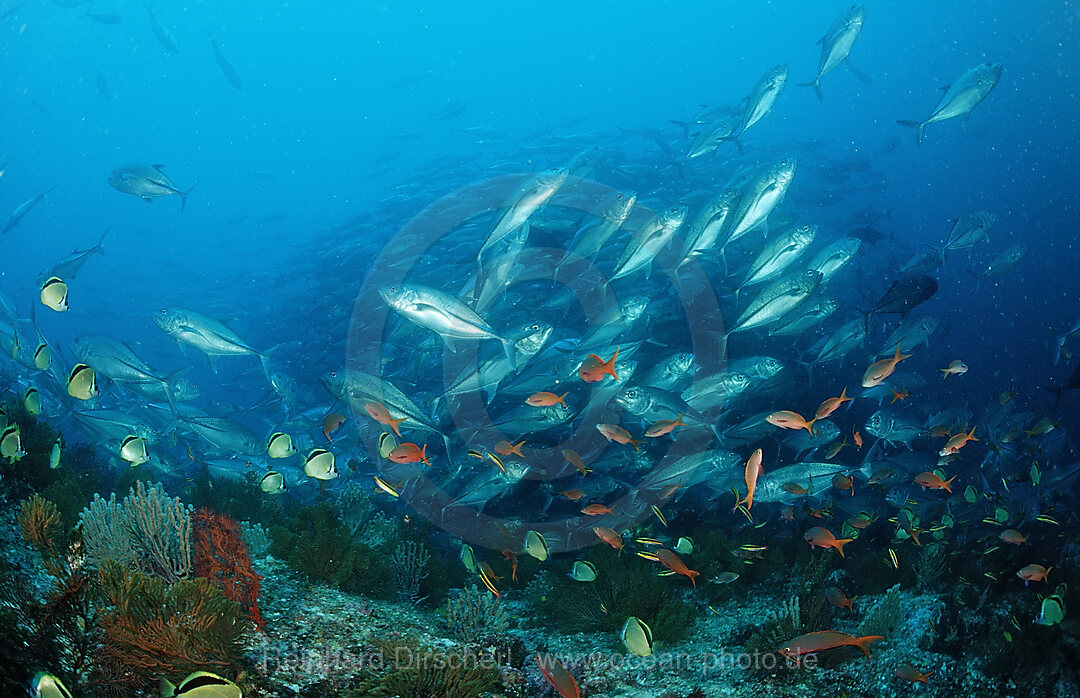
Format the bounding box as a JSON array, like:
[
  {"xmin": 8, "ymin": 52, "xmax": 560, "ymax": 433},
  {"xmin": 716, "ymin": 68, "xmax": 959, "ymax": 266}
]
[{"xmin": 3, "ymin": 5, "xmax": 1079, "ymax": 693}]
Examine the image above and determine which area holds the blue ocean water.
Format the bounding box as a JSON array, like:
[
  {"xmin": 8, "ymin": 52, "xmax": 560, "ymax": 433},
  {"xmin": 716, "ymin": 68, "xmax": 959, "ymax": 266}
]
[{"xmin": 3, "ymin": 1, "xmax": 1080, "ymax": 695}]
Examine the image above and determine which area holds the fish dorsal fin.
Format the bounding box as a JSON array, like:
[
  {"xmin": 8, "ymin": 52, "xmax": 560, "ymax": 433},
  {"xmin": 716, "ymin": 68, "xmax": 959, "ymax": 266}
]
[
  {"xmin": 938, "ymin": 84, "xmax": 951, "ymax": 91},
  {"xmin": 153, "ymin": 163, "xmax": 166, "ymax": 169}
]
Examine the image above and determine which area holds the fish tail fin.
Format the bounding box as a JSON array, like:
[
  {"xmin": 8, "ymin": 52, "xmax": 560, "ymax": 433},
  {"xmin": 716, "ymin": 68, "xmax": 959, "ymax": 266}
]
[
  {"xmin": 834, "ymin": 538, "xmax": 853, "ymax": 557},
  {"xmin": 96, "ymin": 228, "xmax": 109, "ymax": 254},
  {"xmin": 179, "ymin": 180, "xmax": 199, "ymax": 212},
  {"xmin": 854, "ymin": 635, "xmax": 884, "ymax": 658},
  {"xmin": 688, "ymin": 569, "xmax": 699, "ymax": 587},
  {"xmin": 896, "ymin": 120, "xmax": 925, "ymax": 145},
  {"xmin": 796, "ymin": 78, "xmax": 824, "ymax": 102},
  {"xmin": 943, "ymin": 475, "xmax": 956, "ymax": 492},
  {"xmin": 389, "ymin": 416, "xmax": 406, "ymax": 436}
]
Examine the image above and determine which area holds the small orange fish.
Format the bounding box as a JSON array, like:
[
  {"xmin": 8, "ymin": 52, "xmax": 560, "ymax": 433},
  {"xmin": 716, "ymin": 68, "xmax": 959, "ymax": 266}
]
[
  {"xmin": 364, "ymin": 402, "xmax": 405, "ymax": 436},
  {"xmin": 897, "ymin": 510, "xmax": 921, "ymax": 546},
  {"xmin": 783, "ymin": 482, "xmax": 810, "ymax": 496},
  {"xmin": 999, "ymin": 529, "xmax": 1027, "ymax": 545},
  {"xmin": 766, "ymin": 410, "xmax": 817, "ymax": 434},
  {"xmin": 824, "ymin": 586, "xmax": 856, "ymax": 612},
  {"xmin": 559, "ymin": 488, "xmax": 586, "ymax": 501},
  {"xmin": 779, "ymin": 631, "xmax": 883, "ymax": 662},
  {"xmin": 867, "ymin": 467, "xmax": 893, "ymax": 485},
  {"xmin": 861, "ymin": 343, "xmax": 911, "ymax": 388},
  {"xmin": 323, "ymin": 413, "xmax": 346, "ymax": 442},
  {"xmin": 896, "ymin": 664, "xmax": 933, "ymax": 684},
  {"xmin": 733, "ymin": 448, "xmax": 764, "ymax": 513},
  {"xmin": 815, "ymin": 387, "xmax": 851, "ymax": 420},
  {"xmin": 852, "ymin": 429, "xmax": 863, "ymax": 449},
  {"xmin": 494, "ymin": 439, "xmax": 525, "ymax": 457},
  {"xmin": 579, "ymin": 348, "xmax": 619, "ymax": 383},
  {"xmin": 655, "ymin": 548, "xmax": 700, "ymax": 587},
  {"xmin": 846, "ymin": 513, "xmax": 875, "ymax": 530},
  {"xmin": 389, "ymin": 442, "xmax": 430, "ymax": 466},
  {"xmin": 914, "ymin": 471, "xmax": 956, "ymax": 493},
  {"xmin": 803, "ymin": 500, "xmax": 832, "ymax": 519},
  {"xmin": 939, "ymin": 426, "xmax": 978, "ymax": 456},
  {"xmin": 804, "ymin": 526, "xmax": 853, "ymax": 557},
  {"xmin": 527, "ymin": 391, "xmax": 568, "ymax": 407},
  {"xmin": 581, "ymin": 503, "xmax": 615, "ymax": 516},
  {"xmin": 928, "ymin": 425, "xmax": 953, "ymax": 438},
  {"xmin": 1017, "ymin": 563, "xmax": 1050, "ymax": 585},
  {"xmin": 939, "ymin": 359, "xmax": 968, "ymax": 378},
  {"xmin": 890, "ymin": 388, "xmax": 909, "ymax": 404},
  {"xmin": 596, "ymin": 423, "xmax": 642, "ymax": 451},
  {"xmin": 825, "ymin": 438, "xmax": 848, "ymax": 460},
  {"xmin": 593, "ymin": 526, "xmax": 623, "ymax": 553},
  {"xmin": 562, "ymin": 448, "xmax": 590, "ymax": 475},
  {"xmin": 501, "ymin": 549, "xmax": 519, "ymax": 583},
  {"xmin": 781, "ymin": 505, "xmax": 795, "ymax": 523},
  {"xmin": 998, "ymin": 386, "xmax": 1016, "ymax": 405},
  {"xmin": 536, "ymin": 654, "xmax": 580, "ymax": 698},
  {"xmin": 644, "ymin": 413, "xmax": 686, "ymax": 438},
  {"xmin": 659, "ymin": 481, "xmax": 683, "ymax": 500},
  {"xmin": 831, "ymin": 473, "xmax": 854, "ymax": 496}
]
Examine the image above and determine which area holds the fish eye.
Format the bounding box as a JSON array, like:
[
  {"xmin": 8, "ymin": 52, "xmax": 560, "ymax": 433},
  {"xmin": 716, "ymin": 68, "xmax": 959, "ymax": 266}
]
[{"xmin": 159, "ymin": 308, "xmax": 167, "ymax": 314}]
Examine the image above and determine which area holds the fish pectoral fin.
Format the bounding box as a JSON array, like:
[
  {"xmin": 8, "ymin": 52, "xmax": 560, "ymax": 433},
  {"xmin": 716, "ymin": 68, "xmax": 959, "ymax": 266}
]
[
  {"xmin": 441, "ymin": 335, "xmax": 458, "ymax": 352},
  {"xmin": 845, "ymin": 61, "xmax": 871, "ymax": 84},
  {"xmin": 206, "ymin": 354, "xmax": 220, "ymax": 373}
]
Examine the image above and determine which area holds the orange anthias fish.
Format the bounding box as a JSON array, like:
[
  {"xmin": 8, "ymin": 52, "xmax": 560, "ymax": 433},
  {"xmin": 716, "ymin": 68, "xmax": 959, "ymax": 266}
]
[
  {"xmin": 559, "ymin": 488, "xmax": 586, "ymax": 501},
  {"xmin": 846, "ymin": 512, "xmax": 875, "ymax": 530},
  {"xmin": 593, "ymin": 526, "xmax": 623, "ymax": 553},
  {"xmin": 526, "ymin": 391, "xmax": 569, "ymax": 407},
  {"xmin": 581, "ymin": 503, "xmax": 615, "ymax": 516},
  {"xmin": 501, "ymin": 549, "xmax": 519, "ymax": 583},
  {"xmin": 536, "ymin": 654, "xmax": 580, "ymax": 698},
  {"xmin": 766, "ymin": 410, "xmax": 817, "ymax": 434},
  {"xmin": 852, "ymin": 429, "xmax": 863, "ymax": 449},
  {"xmin": 890, "ymin": 388, "xmax": 910, "ymax": 404},
  {"xmin": 364, "ymin": 402, "xmax": 406, "ymax": 436},
  {"xmin": 323, "ymin": 413, "xmax": 346, "ymax": 442},
  {"xmin": 596, "ymin": 423, "xmax": 642, "ymax": 451},
  {"xmin": 815, "ymin": 387, "xmax": 851, "ymax": 420},
  {"xmin": 831, "ymin": 473, "xmax": 854, "ymax": 496},
  {"xmin": 562, "ymin": 448, "xmax": 590, "ymax": 475},
  {"xmin": 939, "ymin": 427, "xmax": 978, "ymax": 456},
  {"xmin": 659, "ymin": 481, "xmax": 683, "ymax": 500},
  {"xmin": 579, "ymin": 347, "xmax": 619, "ymax": 383},
  {"xmin": 494, "ymin": 439, "xmax": 525, "ymax": 457},
  {"xmin": 914, "ymin": 471, "xmax": 956, "ymax": 493},
  {"xmin": 861, "ymin": 343, "xmax": 911, "ymax": 388},
  {"xmin": 388, "ymin": 442, "xmax": 430, "ymax": 466},
  {"xmin": 733, "ymin": 448, "xmax": 764, "ymax": 513},
  {"xmin": 940, "ymin": 359, "xmax": 968, "ymax": 378},
  {"xmin": 825, "ymin": 438, "xmax": 848, "ymax": 460},
  {"xmin": 645, "ymin": 413, "xmax": 686, "ymax": 438},
  {"xmin": 1017, "ymin": 564, "xmax": 1050, "ymax": 585},
  {"xmin": 896, "ymin": 664, "xmax": 933, "ymax": 683},
  {"xmin": 783, "ymin": 482, "xmax": 810, "ymax": 496},
  {"xmin": 655, "ymin": 548, "xmax": 700, "ymax": 587},
  {"xmin": 824, "ymin": 586, "xmax": 856, "ymax": 612},
  {"xmin": 804, "ymin": 526, "xmax": 853, "ymax": 557},
  {"xmin": 999, "ymin": 529, "xmax": 1027, "ymax": 545},
  {"xmin": 778, "ymin": 631, "xmax": 884, "ymax": 662}
]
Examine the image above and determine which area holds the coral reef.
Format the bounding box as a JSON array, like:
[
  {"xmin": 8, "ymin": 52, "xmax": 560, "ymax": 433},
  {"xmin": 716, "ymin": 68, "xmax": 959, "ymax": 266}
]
[
  {"xmin": 80, "ymin": 481, "xmax": 193, "ymax": 582},
  {"xmin": 95, "ymin": 560, "xmax": 245, "ymax": 688},
  {"xmin": 390, "ymin": 540, "xmax": 430, "ymax": 605},
  {"xmin": 857, "ymin": 582, "xmax": 902, "ymax": 638},
  {"xmin": 443, "ymin": 584, "xmax": 510, "ymax": 642},
  {"xmin": 193, "ymin": 508, "xmax": 265, "ymax": 629},
  {"xmin": 344, "ymin": 634, "xmax": 502, "ymax": 698}
]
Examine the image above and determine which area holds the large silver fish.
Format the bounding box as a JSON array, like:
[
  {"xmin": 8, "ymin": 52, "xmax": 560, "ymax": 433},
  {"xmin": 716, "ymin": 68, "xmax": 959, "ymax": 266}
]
[
  {"xmin": 2, "ymin": 187, "xmax": 54, "ymax": 235},
  {"xmin": 728, "ymin": 269, "xmax": 822, "ymax": 336},
  {"xmin": 109, "ymin": 163, "xmax": 195, "ymax": 210},
  {"xmin": 180, "ymin": 415, "xmax": 262, "ymax": 455},
  {"xmin": 798, "ymin": 5, "xmax": 867, "ymax": 101},
  {"xmin": 38, "ymin": 229, "xmax": 108, "ymax": 285},
  {"xmin": 806, "ymin": 236, "xmax": 860, "ymax": 285},
  {"xmin": 729, "ymin": 65, "xmax": 788, "ymax": 147},
  {"xmin": 738, "ymin": 224, "xmax": 816, "ymax": 293},
  {"xmin": 864, "ymin": 409, "xmax": 925, "ymax": 447},
  {"xmin": 878, "ymin": 315, "xmax": 939, "ymax": 356},
  {"xmin": 555, "ymin": 190, "xmax": 636, "ymax": 278},
  {"xmin": 723, "ymin": 158, "xmax": 797, "ymax": 246},
  {"xmin": 610, "ymin": 205, "xmax": 687, "ymax": 281},
  {"xmin": 435, "ymin": 322, "xmax": 552, "ymax": 408},
  {"xmin": 683, "ymin": 109, "xmax": 742, "ymax": 161},
  {"xmin": 153, "ymin": 307, "xmax": 272, "ymax": 377},
  {"xmin": 972, "ymin": 244, "xmax": 1026, "ymax": 279},
  {"xmin": 379, "ymin": 283, "xmax": 516, "ymax": 367},
  {"xmin": 748, "ymin": 460, "xmax": 873, "ymax": 504},
  {"xmin": 943, "ymin": 210, "xmax": 996, "ymax": 255},
  {"xmin": 898, "ymin": 63, "xmax": 1002, "ymax": 144},
  {"xmin": 770, "ymin": 297, "xmax": 839, "ymax": 336},
  {"xmin": 812, "ymin": 318, "xmax": 866, "ymax": 367},
  {"xmin": 477, "ymin": 168, "xmax": 567, "ymax": 271},
  {"xmin": 323, "ymin": 369, "xmax": 448, "ymax": 453},
  {"xmin": 677, "ymin": 190, "xmax": 736, "ymax": 270}
]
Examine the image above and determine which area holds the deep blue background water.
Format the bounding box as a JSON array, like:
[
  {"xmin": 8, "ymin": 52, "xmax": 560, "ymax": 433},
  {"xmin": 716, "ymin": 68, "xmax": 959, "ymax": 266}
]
[{"xmin": 2, "ymin": 1, "xmax": 1078, "ymax": 424}]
